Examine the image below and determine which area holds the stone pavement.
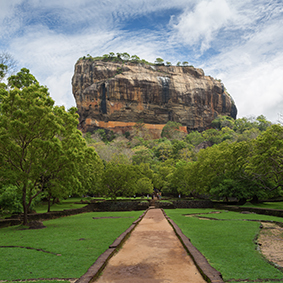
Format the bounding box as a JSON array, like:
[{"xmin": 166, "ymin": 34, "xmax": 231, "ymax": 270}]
[{"xmin": 94, "ymin": 208, "xmax": 207, "ymax": 283}]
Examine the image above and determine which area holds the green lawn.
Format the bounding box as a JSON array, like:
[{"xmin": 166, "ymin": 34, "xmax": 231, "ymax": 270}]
[
  {"xmin": 242, "ymin": 201, "xmax": 283, "ymax": 210},
  {"xmin": 34, "ymin": 198, "xmax": 87, "ymax": 213},
  {"xmin": 165, "ymin": 208, "xmax": 283, "ymax": 282},
  {"xmin": 196, "ymin": 210, "xmax": 283, "ymax": 223},
  {"xmin": 0, "ymin": 210, "xmax": 143, "ymax": 280}
]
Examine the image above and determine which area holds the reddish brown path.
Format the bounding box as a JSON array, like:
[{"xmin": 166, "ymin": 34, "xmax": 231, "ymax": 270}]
[{"xmin": 95, "ymin": 208, "xmax": 206, "ymax": 283}]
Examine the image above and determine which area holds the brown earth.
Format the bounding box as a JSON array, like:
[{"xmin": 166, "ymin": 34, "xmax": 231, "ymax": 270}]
[
  {"xmin": 258, "ymin": 222, "xmax": 283, "ymax": 269},
  {"xmin": 94, "ymin": 208, "xmax": 206, "ymax": 283}
]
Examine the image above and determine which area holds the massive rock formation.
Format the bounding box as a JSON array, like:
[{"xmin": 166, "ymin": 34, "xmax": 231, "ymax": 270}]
[{"xmin": 72, "ymin": 60, "xmax": 237, "ymax": 135}]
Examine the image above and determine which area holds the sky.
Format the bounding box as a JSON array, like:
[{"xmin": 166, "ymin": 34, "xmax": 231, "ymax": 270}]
[{"xmin": 0, "ymin": 0, "xmax": 283, "ymax": 123}]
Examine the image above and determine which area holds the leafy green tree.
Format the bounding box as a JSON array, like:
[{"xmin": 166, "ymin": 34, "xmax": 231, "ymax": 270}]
[
  {"xmin": 233, "ymin": 117, "xmax": 256, "ymax": 134},
  {"xmin": 155, "ymin": 58, "xmax": 164, "ymax": 65},
  {"xmin": 151, "ymin": 160, "xmax": 175, "ymax": 193},
  {"xmin": 182, "ymin": 61, "xmax": 189, "ymax": 66},
  {"xmin": 176, "ymin": 62, "xmax": 181, "ymax": 66},
  {"xmin": 185, "ymin": 131, "xmax": 205, "ymax": 146},
  {"xmin": 8, "ymin": 68, "xmax": 38, "ymax": 89},
  {"xmin": 211, "ymin": 115, "xmax": 235, "ymax": 130},
  {"xmin": 255, "ymin": 115, "xmax": 272, "ymax": 131},
  {"xmin": 121, "ymin": 52, "xmax": 130, "ymax": 61},
  {"xmin": 171, "ymin": 139, "xmax": 188, "ymax": 160},
  {"xmin": 161, "ymin": 121, "xmax": 183, "ymax": 140},
  {"xmin": 202, "ymin": 128, "xmax": 223, "ymax": 144},
  {"xmin": 0, "ymin": 64, "xmax": 8, "ymax": 82},
  {"xmin": 0, "ymin": 70, "xmax": 102, "ymax": 223},
  {"xmin": 166, "ymin": 61, "xmax": 171, "ymax": 66},
  {"xmin": 132, "ymin": 146, "xmax": 155, "ymax": 165},
  {"xmin": 153, "ymin": 139, "xmax": 173, "ymax": 161},
  {"xmin": 136, "ymin": 177, "xmax": 153, "ymax": 195},
  {"xmin": 131, "ymin": 55, "xmax": 140, "ymax": 63},
  {"xmin": 245, "ymin": 124, "xmax": 283, "ymax": 193},
  {"xmin": 0, "ymin": 185, "xmax": 23, "ymax": 213},
  {"xmin": 101, "ymin": 163, "xmax": 139, "ymax": 199},
  {"xmin": 0, "ymin": 52, "xmax": 17, "ymax": 79}
]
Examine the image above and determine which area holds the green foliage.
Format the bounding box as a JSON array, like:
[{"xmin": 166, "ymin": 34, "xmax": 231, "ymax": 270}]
[
  {"xmin": 211, "ymin": 115, "xmax": 235, "ymax": 130},
  {"xmin": 161, "ymin": 121, "xmax": 183, "ymax": 139},
  {"xmin": 8, "ymin": 68, "xmax": 38, "ymax": 89},
  {"xmin": 101, "ymin": 162, "xmax": 140, "ymax": 199},
  {"xmin": 96, "ymin": 128, "xmax": 116, "ymax": 143},
  {"xmin": 136, "ymin": 177, "xmax": 153, "ymax": 195},
  {"xmin": 245, "ymin": 124, "xmax": 283, "ymax": 192},
  {"xmin": 185, "ymin": 131, "xmax": 205, "ymax": 146},
  {"xmin": 0, "ymin": 69, "xmax": 103, "ymax": 222},
  {"xmin": 0, "ymin": 64, "xmax": 8, "ymax": 81},
  {"xmin": 0, "ymin": 185, "xmax": 22, "ymax": 213},
  {"xmin": 155, "ymin": 57, "xmax": 164, "ymax": 65},
  {"xmin": 0, "ymin": 52, "xmax": 17, "ymax": 79}
]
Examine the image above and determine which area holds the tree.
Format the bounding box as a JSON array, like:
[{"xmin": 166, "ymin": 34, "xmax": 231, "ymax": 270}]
[
  {"xmin": 185, "ymin": 131, "xmax": 205, "ymax": 146},
  {"xmin": 182, "ymin": 61, "xmax": 189, "ymax": 66},
  {"xmin": 132, "ymin": 146, "xmax": 155, "ymax": 165},
  {"xmin": 8, "ymin": 68, "xmax": 38, "ymax": 89},
  {"xmin": 245, "ymin": 124, "xmax": 283, "ymax": 193},
  {"xmin": 136, "ymin": 177, "xmax": 153, "ymax": 195},
  {"xmin": 131, "ymin": 55, "xmax": 140, "ymax": 63},
  {"xmin": 0, "ymin": 64, "xmax": 8, "ymax": 82},
  {"xmin": 101, "ymin": 163, "xmax": 139, "ymax": 199},
  {"xmin": 121, "ymin": 52, "xmax": 130, "ymax": 61},
  {"xmin": 255, "ymin": 115, "xmax": 272, "ymax": 132},
  {"xmin": 211, "ymin": 115, "xmax": 235, "ymax": 130},
  {"xmin": 0, "ymin": 52, "xmax": 17, "ymax": 79},
  {"xmin": 161, "ymin": 121, "xmax": 183, "ymax": 140},
  {"xmin": 155, "ymin": 58, "xmax": 164, "ymax": 65},
  {"xmin": 0, "ymin": 70, "xmax": 102, "ymax": 223}
]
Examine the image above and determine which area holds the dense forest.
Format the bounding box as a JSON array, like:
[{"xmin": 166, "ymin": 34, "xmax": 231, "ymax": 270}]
[{"xmin": 1, "ymin": 58, "xmax": 283, "ymax": 224}]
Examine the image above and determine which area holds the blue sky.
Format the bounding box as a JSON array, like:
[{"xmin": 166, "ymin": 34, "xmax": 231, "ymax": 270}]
[{"xmin": 1, "ymin": 0, "xmax": 283, "ymax": 122}]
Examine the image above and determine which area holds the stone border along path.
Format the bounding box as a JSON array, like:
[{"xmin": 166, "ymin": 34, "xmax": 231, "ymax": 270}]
[{"xmin": 75, "ymin": 208, "xmax": 223, "ymax": 283}]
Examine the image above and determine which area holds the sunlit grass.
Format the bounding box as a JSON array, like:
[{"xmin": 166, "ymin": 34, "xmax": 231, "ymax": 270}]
[
  {"xmin": 165, "ymin": 208, "xmax": 283, "ymax": 282},
  {"xmin": 0, "ymin": 210, "xmax": 143, "ymax": 280},
  {"xmin": 242, "ymin": 201, "xmax": 283, "ymax": 210}
]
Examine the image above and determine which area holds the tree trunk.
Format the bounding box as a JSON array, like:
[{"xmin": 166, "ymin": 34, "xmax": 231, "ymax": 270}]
[
  {"xmin": 22, "ymin": 186, "xmax": 28, "ymax": 226},
  {"xmin": 238, "ymin": 198, "xmax": 247, "ymax": 205},
  {"xmin": 251, "ymin": 195, "xmax": 259, "ymax": 204},
  {"xmin": 47, "ymin": 195, "xmax": 51, "ymax": 212}
]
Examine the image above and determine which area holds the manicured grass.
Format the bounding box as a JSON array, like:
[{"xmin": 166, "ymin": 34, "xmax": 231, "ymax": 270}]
[
  {"xmin": 242, "ymin": 201, "xmax": 283, "ymax": 210},
  {"xmin": 196, "ymin": 210, "xmax": 283, "ymax": 223},
  {"xmin": 34, "ymin": 198, "xmax": 87, "ymax": 213},
  {"xmin": 165, "ymin": 209, "xmax": 283, "ymax": 282},
  {"xmin": 0, "ymin": 210, "xmax": 143, "ymax": 280}
]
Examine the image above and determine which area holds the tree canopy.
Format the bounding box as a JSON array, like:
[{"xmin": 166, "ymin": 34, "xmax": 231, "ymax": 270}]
[{"xmin": 0, "ymin": 67, "xmax": 103, "ymax": 223}]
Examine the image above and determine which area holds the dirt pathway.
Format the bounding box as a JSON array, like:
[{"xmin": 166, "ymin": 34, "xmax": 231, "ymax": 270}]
[{"xmin": 94, "ymin": 208, "xmax": 206, "ymax": 283}]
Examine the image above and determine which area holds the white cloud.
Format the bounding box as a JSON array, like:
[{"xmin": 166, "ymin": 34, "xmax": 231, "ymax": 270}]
[
  {"xmin": 1, "ymin": 0, "xmax": 283, "ymax": 123},
  {"xmin": 203, "ymin": 19, "xmax": 283, "ymax": 122},
  {"xmin": 170, "ymin": 0, "xmax": 233, "ymax": 52}
]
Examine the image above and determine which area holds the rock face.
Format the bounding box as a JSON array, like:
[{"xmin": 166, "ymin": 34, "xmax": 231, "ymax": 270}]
[{"xmin": 72, "ymin": 60, "xmax": 237, "ymax": 134}]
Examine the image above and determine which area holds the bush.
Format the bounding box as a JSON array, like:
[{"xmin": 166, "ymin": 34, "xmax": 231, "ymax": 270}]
[{"xmin": 0, "ymin": 185, "xmax": 22, "ymax": 213}]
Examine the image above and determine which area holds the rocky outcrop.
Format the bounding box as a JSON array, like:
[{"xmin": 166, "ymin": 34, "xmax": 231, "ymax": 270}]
[{"xmin": 72, "ymin": 60, "xmax": 237, "ymax": 134}]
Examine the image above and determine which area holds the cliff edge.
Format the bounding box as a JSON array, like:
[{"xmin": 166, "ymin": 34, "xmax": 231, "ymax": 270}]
[{"xmin": 72, "ymin": 60, "xmax": 237, "ymax": 135}]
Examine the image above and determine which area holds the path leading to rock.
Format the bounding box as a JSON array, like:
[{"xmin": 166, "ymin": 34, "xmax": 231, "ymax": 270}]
[{"xmin": 94, "ymin": 208, "xmax": 206, "ymax": 283}]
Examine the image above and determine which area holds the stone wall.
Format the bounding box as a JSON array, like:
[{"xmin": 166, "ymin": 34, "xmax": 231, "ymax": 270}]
[
  {"xmin": 0, "ymin": 199, "xmax": 216, "ymax": 228},
  {"xmin": 216, "ymin": 204, "xmax": 283, "ymax": 218}
]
